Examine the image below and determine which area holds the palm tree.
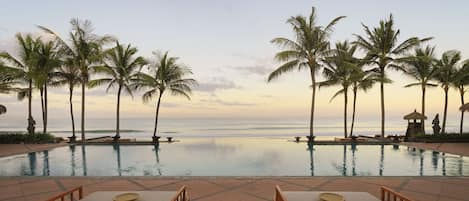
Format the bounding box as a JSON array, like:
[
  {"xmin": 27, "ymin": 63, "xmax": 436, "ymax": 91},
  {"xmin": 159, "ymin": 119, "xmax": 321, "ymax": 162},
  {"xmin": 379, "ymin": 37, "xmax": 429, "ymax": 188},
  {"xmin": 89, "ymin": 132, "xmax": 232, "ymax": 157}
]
[
  {"xmin": 0, "ymin": 33, "xmax": 39, "ymax": 134},
  {"xmin": 52, "ymin": 64, "xmax": 81, "ymax": 141},
  {"xmin": 135, "ymin": 52, "xmax": 196, "ymax": 142},
  {"xmin": 268, "ymin": 7, "xmax": 345, "ymax": 139},
  {"xmin": 318, "ymin": 41, "xmax": 358, "ymax": 138},
  {"xmin": 354, "ymin": 14, "xmax": 429, "ymax": 138},
  {"xmin": 34, "ymin": 39, "xmax": 62, "ymax": 133},
  {"xmin": 39, "ymin": 19, "xmax": 113, "ymax": 142},
  {"xmin": 349, "ymin": 68, "xmax": 377, "ymax": 137},
  {"xmin": 400, "ymin": 46, "xmax": 438, "ymax": 133},
  {"xmin": 435, "ymin": 50, "xmax": 461, "ymax": 134},
  {"xmin": 452, "ymin": 61, "xmax": 469, "ymax": 134},
  {"xmin": 89, "ymin": 42, "xmax": 146, "ymax": 140}
]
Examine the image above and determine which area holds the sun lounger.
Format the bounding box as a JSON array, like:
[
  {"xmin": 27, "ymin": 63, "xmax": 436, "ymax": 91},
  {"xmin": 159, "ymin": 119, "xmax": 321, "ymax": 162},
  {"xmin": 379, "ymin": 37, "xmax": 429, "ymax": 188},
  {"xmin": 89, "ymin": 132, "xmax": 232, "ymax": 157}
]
[
  {"xmin": 274, "ymin": 185, "xmax": 383, "ymax": 201},
  {"xmin": 45, "ymin": 186, "xmax": 189, "ymax": 201},
  {"xmin": 381, "ymin": 186, "xmax": 413, "ymax": 201}
]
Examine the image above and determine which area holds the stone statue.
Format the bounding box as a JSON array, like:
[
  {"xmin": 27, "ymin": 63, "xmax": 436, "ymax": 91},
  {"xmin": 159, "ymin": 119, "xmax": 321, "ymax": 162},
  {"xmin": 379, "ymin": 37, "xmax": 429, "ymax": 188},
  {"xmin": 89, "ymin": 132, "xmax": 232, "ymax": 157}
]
[{"xmin": 432, "ymin": 114, "xmax": 441, "ymax": 135}]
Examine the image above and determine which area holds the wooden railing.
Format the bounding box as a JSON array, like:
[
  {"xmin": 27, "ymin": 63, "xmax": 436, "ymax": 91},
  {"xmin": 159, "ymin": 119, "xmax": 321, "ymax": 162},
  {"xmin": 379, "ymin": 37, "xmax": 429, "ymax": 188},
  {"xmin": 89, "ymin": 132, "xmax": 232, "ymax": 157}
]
[
  {"xmin": 170, "ymin": 186, "xmax": 189, "ymax": 201},
  {"xmin": 45, "ymin": 186, "xmax": 83, "ymax": 201},
  {"xmin": 273, "ymin": 185, "xmax": 288, "ymax": 201},
  {"xmin": 381, "ymin": 186, "xmax": 413, "ymax": 201}
]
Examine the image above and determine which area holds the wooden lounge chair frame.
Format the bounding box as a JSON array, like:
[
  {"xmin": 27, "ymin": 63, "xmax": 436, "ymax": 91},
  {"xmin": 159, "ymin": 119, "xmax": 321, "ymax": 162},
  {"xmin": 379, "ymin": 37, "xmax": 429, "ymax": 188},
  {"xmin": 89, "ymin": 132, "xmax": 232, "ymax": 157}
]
[
  {"xmin": 45, "ymin": 186, "xmax": 83, "ymax": 201},
  {"xmin": 273, "ymin": 185, "xmax": 288, "ymax": 201},
  {"xmin": 381, "ymin": 186, "xmax": 413, "ymax": 201},
  {"xmin": 170, "ymin": 185, "xmax": 190, "ymax": 201}
]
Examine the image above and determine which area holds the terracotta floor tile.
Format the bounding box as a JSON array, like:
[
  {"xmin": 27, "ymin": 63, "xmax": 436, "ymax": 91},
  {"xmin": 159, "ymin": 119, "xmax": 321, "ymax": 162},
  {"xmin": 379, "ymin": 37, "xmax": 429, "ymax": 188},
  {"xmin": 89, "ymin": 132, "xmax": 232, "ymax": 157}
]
[
  {"xmin": 19, "ymin": 179, "xmax": 61, "ymax": 196},
  {"xmin": 0, "ymin": 184, "xmax": 22, "ymax": 200},
  {"xmin": 440, "ymin": 183, "xmax": 469, "ymax": 200},
  {"xmin": 206, "ymin": 178, "xmax": 252, "ymax": 189},
  {"xmin": 399, "ymin": 190, "xmax": 439, "ymax": 201},
  {"xmin": 318, "ymin": 179, "xmax": 381, "ymax": 197},
  {"xmin": 84, "ymin": 179, "xmax": 144, "ymax": 195},
  {"xmin": 281, "ymin": 178, "xmax": 329, "ymax": 189},
  {"xmin": 152, "ymin": 179, "xmax": 225, "ymax": 200},
  {"xmin": 402, "ymin": 179, "xmax": 442, "ymax": 195},
  {"xmin": 354, "ymin": 178, "xmax": 405, "ymax": 188},
  {"xmin": 0, "ymin": 179, "xmax": 20, "ymax": 187},
  {"xmin": 131, "ymin": 178, "xmax": 181, "ymax": 189},
  {"xmin": 200, "ymin": 189, "xmax": 266, "ymax": 201},
  {"xmin": 22, "ymin": 190, "xmax": 62, "ymax": 201},
  {"xmin": 237, "ymin": 179, "xmax": 284, "ymax": 200}
]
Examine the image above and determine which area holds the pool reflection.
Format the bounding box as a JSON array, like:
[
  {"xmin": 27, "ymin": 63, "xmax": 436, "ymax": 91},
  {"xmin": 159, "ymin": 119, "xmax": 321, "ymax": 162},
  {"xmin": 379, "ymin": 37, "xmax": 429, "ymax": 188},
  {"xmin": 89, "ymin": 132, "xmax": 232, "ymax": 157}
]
[{"xmin": 1, "ymin": 138, "xmax": 468, "ymax": 176}]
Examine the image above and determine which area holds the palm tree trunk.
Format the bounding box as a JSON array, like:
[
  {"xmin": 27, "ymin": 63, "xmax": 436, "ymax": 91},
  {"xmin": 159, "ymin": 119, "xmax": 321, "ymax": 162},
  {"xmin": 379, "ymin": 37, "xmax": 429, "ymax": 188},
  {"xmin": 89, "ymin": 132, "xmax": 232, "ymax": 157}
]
[
  {"xmin": 343, "ymin": 87, "xmax": 348, "ymax": 138},
  {"xmin": 309, "ymin": 68, "xmax": 316, "ymax": 138},
  {"xmin": 40, "ymin": 88, "xmax": 45, "ymax": 134},
  {"xmin": 442, "ymin": 86, "xmax": 449, "ymax": 134},
  {"xmin": 27, "ymin": 79, "xmax": 34, "ymax": 134},
  {"xmin": 69, "ymin": 86, "xmax": 75, "ymax": 138},
  {"xmin": 460, "ymin": 88, "xmax": 465, "ymax": 134},
  {"xmin": 115, "ymin": 85, "xmax": 122, "ymax": 138},
  {"xmin": 81, "ymin": 82, "xmax": 85, "ymax": 142},
  {"xmin": 380, "ymin": 69, "xmax": 385, "ymax": 139},
  {"xmin": 44, "ymin": 83, "xmax": 48, "ymax": 133},
  {"xmin": 152, "ymin": 92, "xmax": 163, "ymax": 137},
  {"xmin": 421, "ymin": 85, "xmax": 426, "ymax": 134},
  {"xmin": 350, "ymin": 87, "xmax": 357, "ymax": 137}
]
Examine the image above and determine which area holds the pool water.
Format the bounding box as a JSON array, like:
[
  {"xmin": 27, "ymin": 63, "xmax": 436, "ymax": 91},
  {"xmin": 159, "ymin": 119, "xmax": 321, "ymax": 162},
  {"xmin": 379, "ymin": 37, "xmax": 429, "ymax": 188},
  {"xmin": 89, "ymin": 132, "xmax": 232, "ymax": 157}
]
[{"xmin": 0, "ymin": 138, "xmax": 467, "ymax": 176}]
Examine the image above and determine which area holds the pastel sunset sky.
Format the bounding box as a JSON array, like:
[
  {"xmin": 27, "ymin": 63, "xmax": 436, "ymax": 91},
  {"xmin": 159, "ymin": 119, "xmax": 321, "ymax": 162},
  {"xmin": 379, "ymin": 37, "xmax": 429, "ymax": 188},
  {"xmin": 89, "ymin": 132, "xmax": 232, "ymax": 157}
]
[{"xmin": 1, "ymin": 0, "xmax": 468, "ymax": 128}]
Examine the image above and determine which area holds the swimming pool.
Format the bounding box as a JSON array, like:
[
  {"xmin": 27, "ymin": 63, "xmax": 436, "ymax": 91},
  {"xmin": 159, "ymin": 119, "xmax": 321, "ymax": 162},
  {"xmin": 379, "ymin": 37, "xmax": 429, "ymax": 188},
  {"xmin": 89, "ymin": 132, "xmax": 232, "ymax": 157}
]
[{"xmin": 0, "ymin": 138, "xmax": 467, "ymax": 176}]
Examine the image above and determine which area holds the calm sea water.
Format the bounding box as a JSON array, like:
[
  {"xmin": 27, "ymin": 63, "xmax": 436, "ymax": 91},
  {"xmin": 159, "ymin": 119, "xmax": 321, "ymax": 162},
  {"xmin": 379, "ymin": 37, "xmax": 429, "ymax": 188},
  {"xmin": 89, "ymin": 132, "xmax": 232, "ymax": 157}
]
[
  {"xmin": 0, "ymin": 138, "xmax": 467, "ymax": 176},
  {"xmin": 1, "ymin": 117, "xmax": 467, "ymax": 139}
]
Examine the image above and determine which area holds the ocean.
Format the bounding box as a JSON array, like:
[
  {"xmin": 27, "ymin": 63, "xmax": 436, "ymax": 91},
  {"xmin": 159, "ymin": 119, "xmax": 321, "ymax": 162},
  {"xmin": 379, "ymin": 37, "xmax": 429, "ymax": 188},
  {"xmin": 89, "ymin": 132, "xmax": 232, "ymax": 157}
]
[{"xmin": 1, "ymin": 117, "xmax": 467, "ymax": 140}]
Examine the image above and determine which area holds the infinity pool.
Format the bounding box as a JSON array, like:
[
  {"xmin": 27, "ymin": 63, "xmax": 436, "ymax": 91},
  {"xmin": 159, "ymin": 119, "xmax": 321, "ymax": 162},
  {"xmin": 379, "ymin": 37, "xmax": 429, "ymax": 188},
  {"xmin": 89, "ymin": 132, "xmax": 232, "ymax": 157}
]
[{"xmin": 0, "ymin": 138, "xmax": 467, "ymax": 176}]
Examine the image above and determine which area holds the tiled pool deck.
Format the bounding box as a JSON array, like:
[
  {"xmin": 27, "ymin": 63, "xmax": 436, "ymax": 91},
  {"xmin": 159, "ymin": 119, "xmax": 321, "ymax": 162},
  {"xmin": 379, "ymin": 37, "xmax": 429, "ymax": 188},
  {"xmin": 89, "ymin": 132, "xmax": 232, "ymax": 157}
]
[
  {"xmin": 0, "ymin": 176, "xmax": 468, "ymax": 201},
  {"xmin": 0, "ymin": 142, "xmax": 468, "ymax": 201}
]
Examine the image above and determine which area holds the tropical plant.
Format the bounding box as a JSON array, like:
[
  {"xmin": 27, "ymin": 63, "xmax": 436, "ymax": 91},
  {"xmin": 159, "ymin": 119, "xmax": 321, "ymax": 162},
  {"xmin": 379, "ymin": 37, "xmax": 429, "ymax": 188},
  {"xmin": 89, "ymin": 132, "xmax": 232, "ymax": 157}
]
[
  {"xmin": 268, "ymin": 7, "xmax": 345, "ymax": 138},
  {"xmin": 0, "ymin": 33, "xmax": 40, "ymax": 134},
  {"xmin": 400, "ymin": 46, "xmax": 438, "ymax": 132},
  {"xmin": 52, "ymin": 64, "xmax": 81, "ymax": 140},
  {"xmin": 435, "ymin": 50, "xmax": 461, "ymax": 134},
  {"xmin": 349, "ymin": 67, "xmax": 377, "ymax": 137},
  {"xmin": 39, "ymin": 19, "xmax": 113, "ymax": 142},
  {"xmin": 135, "ymin": 52, "xmax": 196, "ymax": 140},
  {"xmin": 34, "ymin": 39, "xmax": 62, "ymax": 133},
  {"xmin": 89, "ymin": 41, "xmax": 146, "ymax": 140},
  {"xmin": 318, "ymin": 41, "xmax": 358, "ymax": 138},
  {"xmin": 452, "ymin": 61, "xmax": 469, "ymax": 134},
  {"xmin": 354, "ymin": 14, "xmax": 430, "ymax": 138}
]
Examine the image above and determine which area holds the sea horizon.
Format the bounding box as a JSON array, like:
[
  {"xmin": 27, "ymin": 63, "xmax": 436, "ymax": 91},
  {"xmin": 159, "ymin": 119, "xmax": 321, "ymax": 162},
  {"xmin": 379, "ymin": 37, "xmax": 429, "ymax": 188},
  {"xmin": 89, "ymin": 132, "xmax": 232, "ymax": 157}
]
[{"xmin": 1, "ymin": 117, "xmax": 467, "ymax": 139}]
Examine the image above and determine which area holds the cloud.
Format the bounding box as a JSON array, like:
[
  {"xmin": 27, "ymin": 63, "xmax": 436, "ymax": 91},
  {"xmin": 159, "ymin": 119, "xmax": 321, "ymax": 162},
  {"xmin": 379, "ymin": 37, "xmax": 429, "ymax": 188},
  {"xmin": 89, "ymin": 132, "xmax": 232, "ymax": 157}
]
[
  {"xmin": 229, "ymin": 65, "xmax": 273, "ymax": 76},
  {"xmin": 199, "ymin": 98, "xmax": 256, "ymax": 106},
  {"xmin": 194, "ymin": 77, "xmax": 241, "ymax": 93}
]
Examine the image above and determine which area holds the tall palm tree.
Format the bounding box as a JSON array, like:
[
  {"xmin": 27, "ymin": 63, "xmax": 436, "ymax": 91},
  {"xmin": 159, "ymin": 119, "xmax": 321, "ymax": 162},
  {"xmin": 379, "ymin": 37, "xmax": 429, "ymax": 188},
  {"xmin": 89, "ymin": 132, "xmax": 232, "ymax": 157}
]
[
  {"xmin": 39, "ymin": 19, "xmax": 113, "ymax": 142},
  {"xmin": 400, "ymin": 46, "xmax": 438, "ymax": 133},
  {"xmin": 0, "ymin": 33, "xmax": 39, "ymax": 134},
  {"xmin": 89, "ymin": 42, "xmax": 146, "ymax": 140},
  {"xmin": 268, "ymin": 7, "xmax": 345, "ymax": 139},
  {"xmin": 135, "ymin": 52, "xmax": 196, "ymax": 142},
  {"xmin": 34, "ymin": 39, "xmax": 62, "ymax": 133},
  {"xmin": 354, "ymin": 14, "xmax": 429, "ymax": 138},
  {"xmin": 452, "ymin": 61, "xmax": 469, "ymax": 134},
  {"xmin": 52, "ymin": 64, "xmax": 81, "ymax": 141},
  {"xmin": 318, "ymin": 41, "xmax": 358, "ymax": 138},
  {"xmin": 349, "ymin": 68, "xmax": 377, "ymax": 137},
  {"xmin": 435, "ymin": 50, "xmax": 461, "ymax": 134}
]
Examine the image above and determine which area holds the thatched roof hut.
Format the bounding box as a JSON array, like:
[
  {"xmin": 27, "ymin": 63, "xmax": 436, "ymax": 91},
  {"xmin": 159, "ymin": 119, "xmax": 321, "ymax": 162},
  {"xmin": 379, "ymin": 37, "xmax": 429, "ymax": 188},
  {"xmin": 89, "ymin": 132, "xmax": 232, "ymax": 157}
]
[{"xmin": 403, "ymin": 109, "xmax": 427, "ymax": 120}]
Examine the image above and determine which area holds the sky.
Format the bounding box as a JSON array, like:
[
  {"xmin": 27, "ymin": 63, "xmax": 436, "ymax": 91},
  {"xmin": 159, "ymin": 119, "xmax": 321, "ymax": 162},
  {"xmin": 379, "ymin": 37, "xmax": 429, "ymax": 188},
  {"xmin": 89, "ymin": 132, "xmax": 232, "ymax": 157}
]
[{"xmin": 1, "ymin": 0, "xmax": 469, "ymax": 128}]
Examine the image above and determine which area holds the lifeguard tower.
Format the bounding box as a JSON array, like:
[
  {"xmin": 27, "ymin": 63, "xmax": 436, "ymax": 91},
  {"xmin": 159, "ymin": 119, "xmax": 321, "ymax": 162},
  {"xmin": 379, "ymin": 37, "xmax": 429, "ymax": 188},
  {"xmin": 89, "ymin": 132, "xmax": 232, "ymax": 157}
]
[{"xmin": 404, "ymin": 109, "xmax": 427, "ymax": 139}]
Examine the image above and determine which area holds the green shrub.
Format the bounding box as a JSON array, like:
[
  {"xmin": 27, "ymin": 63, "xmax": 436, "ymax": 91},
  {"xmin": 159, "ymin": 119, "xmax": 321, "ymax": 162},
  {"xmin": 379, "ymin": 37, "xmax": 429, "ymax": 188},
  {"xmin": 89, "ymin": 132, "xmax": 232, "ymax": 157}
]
[{"xmin": 0, "ymin": 132, "xmax": 57, "ymax": 144}]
